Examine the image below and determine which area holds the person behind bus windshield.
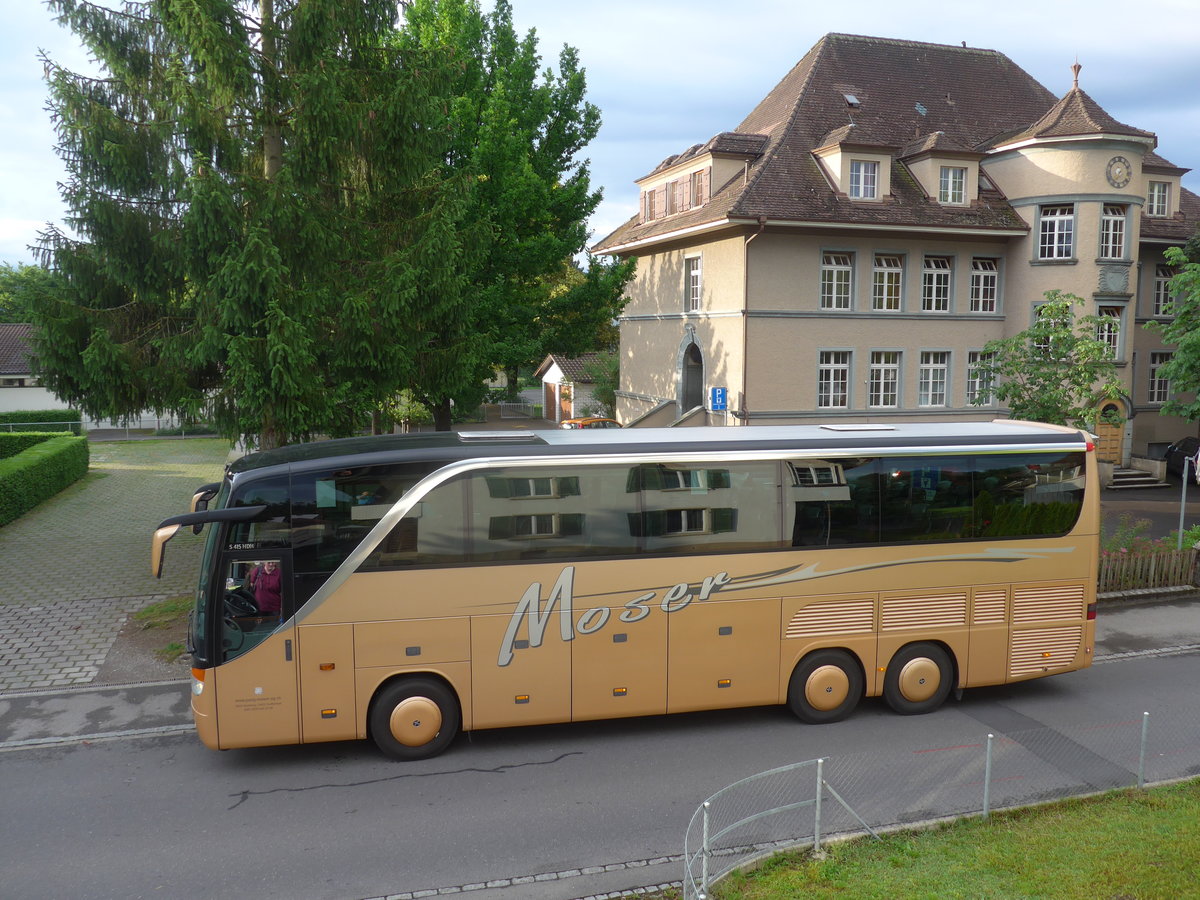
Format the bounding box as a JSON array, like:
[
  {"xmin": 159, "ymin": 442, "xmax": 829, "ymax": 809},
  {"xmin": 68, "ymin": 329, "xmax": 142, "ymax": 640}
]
[{"xmin": 247, "ymin": 560, "xmax": 282, "ymax": 615}]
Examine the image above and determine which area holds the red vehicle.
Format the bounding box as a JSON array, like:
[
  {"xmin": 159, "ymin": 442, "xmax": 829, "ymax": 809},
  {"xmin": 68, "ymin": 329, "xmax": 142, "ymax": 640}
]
[{"xmin": 560, "ymin": 416, "xmax": 621, "ymax": 429}]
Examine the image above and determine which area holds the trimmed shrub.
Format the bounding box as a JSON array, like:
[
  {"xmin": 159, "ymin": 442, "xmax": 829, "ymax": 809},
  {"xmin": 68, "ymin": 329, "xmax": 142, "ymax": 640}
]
[
  {"xmin": 0, "ymin": 434, "xmax": 89, "ymax": 526},
  {"xmin": 0, "ymin": 432, "xmax": 59, "ymax": 459},
  {"xmin": 0, "ymin": 409, "xmax": 83, "ymax": 434}
]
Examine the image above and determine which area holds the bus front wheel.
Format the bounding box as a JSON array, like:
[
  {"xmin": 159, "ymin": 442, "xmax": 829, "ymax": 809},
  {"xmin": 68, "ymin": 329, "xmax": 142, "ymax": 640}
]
[
  {"xmin": 883, "ymin": 643, "xmax": 953, "ymax": 715},
  {"xmin": 787, "ymin": 649, "xmax": 863, "ymax": 724},
  {"xmin": 369, "ymin": 678, "xmax": 460, "ymax": 761}
]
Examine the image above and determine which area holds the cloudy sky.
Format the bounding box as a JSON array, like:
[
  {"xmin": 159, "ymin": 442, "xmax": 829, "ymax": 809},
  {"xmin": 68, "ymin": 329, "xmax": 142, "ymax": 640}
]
[{"xmin": 3, "ymin": 0, "xmax": 1199, "ymax": 267}]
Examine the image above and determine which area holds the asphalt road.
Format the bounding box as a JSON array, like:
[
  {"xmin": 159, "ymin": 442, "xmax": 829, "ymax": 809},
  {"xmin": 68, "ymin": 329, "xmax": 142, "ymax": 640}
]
[{"xmin": 2, "ymin": 602, "xmax": 1198, "ymax": 900}]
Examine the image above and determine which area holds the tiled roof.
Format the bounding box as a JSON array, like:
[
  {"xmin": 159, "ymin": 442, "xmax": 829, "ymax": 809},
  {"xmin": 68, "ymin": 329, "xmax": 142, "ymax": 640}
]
[
  {"xmin": 642, "ymin": 132, "xmax": 769, "ymax": 181},
  {"xmin": 0, "ymin": 323, "xmax": 34, "ymax": 375},
  {"xmin": 535, "ymin": 352, "xmax": 601, "ymax": 383},
  {"xmin": 993, "ymin": 87, "xmax": 1154, "ymax": 147},
  {"xmin": 593, "ymin": 33, "xmax": 1197, "ymax": 253}
]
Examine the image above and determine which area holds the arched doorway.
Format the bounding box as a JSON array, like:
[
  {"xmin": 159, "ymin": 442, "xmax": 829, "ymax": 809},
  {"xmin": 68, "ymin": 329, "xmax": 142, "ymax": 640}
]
[
  {"xmin": 681, "ymin": 343, "xmax": 704, "ymax": 413},
  {"xmin": 1093, "ymin": 399, "xmax": 1126, "ymax": 465}
]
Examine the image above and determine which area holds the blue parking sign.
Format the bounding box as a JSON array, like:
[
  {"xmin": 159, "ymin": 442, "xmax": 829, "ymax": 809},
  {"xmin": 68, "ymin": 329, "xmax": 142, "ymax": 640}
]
[{"xmin": 710, "ymin": 387, "xmax": 728, "ymax": 411}]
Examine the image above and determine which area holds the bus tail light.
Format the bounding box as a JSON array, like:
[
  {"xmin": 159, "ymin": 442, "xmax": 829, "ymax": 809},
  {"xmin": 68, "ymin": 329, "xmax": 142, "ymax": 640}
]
[
  {"xmin": 1086, "ymin": 602, "xmax": 1097, "ymax": 621},
  {"xmin": 191, "ymin": 668, "xmax": 206, "ymax": 696}
]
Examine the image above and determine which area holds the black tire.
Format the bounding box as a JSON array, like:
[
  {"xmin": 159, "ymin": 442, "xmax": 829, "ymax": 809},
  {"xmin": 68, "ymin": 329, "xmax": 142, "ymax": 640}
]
[
  {"xmin": 883, "ymin": 642, "xmax": 954, "ymax": 715},
  {"xmin": 369, "ymin": 678, "xmax": 460, "ymax": 761},
  {"xmin": 786, "ymin": 649, "xmax": 863, "ymax": 724}
]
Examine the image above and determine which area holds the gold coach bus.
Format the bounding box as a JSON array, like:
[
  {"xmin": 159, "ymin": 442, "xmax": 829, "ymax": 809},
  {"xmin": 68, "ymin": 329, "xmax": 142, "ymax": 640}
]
[{"xmin": 153, "ymin": 421, "xmax": 1098, "ymax": 760}]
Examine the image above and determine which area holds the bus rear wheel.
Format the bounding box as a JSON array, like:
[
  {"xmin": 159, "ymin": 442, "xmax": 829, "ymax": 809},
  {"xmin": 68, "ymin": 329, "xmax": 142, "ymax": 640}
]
[
  {"xmin": 883, "ymin": 643, "xmax": 953, "ymax": 715},
  {"xmin": 369, "ymin": 678, "xmax": 460, "ymax": 760},
  {"xmin": 787, "ymin": 649, "xmax": 863, "ymax": 724}
]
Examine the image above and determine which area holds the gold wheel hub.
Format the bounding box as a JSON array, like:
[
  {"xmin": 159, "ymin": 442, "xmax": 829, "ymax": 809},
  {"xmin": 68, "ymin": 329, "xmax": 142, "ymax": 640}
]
[
  {"xmin": 898, "ymin": 658, "xmax": 941, "ymax": 703},
  {"xmin": 805, "ymin": 664, "xmax": 849, "ymax": 711},
  {"xmin": 389, "ymin": 696, "xmax": 443, "ymax": 747}
]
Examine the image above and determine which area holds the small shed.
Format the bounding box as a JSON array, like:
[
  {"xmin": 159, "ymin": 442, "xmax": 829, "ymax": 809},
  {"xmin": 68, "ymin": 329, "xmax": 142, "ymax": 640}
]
[{"xmin": 534, "ymin": 352, "xmax": 601, "ymax": 424}]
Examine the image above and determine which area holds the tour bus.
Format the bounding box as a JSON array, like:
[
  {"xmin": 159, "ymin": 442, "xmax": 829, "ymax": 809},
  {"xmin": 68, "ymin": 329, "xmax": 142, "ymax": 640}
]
[{"xmin": 153, "ymin": 421, "xmax": 1098, "ymax": 760}]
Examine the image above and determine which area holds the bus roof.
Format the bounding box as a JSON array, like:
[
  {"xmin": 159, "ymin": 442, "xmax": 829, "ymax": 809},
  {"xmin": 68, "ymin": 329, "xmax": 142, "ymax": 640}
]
[{"xmin": 227, "ymin": 420, "xmax": 1089, "ymax": 479}]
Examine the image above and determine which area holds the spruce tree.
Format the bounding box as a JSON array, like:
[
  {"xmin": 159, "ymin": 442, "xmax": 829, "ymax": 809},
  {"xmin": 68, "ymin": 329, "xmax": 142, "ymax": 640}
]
[{"xmin": 34, "ymin": 0, "xmax": 471, "ymax": 447}]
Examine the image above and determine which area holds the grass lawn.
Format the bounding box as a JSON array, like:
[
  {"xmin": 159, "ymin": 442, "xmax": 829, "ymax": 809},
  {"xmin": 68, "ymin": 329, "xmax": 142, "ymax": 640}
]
[{"xmin": 665, "ymin": 780, "xmax": 1200, "ymax": 899}]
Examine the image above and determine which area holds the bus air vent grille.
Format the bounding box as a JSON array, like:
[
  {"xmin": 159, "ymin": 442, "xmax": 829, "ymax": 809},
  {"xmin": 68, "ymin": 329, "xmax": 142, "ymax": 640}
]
[
  {"xmin": 1012, "ymin": 583, "xmax": 1085, "ymax": 623},
  {"xmin": 881, "ymin": 593, "xmax": 967, "ymax": 631},
  {"xmin": 1009, "ymin": 626, "xmax": 1082, "ymax": 677},
  {"xmin": 786, "ymin": 598, "xmax": 874, "ymax": 639},
  {"xmin": 972, "ymin": 589, "xmax": 1007, "ymax": 625}
]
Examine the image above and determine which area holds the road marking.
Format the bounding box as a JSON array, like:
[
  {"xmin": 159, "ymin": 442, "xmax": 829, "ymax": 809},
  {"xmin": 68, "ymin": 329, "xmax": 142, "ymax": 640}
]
[
  {"xmin": 0, "ymin": 723, "xmax": 193, "ymax": 753},
  {"xmin": 1094, "ymin": 644, "xmax": 1200, "ymax": 663}
]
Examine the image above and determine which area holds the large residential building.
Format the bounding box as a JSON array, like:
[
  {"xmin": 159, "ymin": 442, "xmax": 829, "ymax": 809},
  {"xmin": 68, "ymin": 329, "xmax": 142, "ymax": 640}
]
[{"xmin": 592, "ymin": 33, "xmax": 1199, "ymax": 464}]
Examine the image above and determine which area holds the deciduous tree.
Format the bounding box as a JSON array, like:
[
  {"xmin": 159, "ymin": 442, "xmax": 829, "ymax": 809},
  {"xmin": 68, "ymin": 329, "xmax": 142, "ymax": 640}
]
[
  {"xmin": 1149, "ymin": 245, "xmax": 1200, "ymax": 420},
  {"xmin": 971, "ymin": 290, "xmax": 1122, "ymax": 428},
  {"xmin": 399, "ymin": 0, "xmax": 633, "ymax": 420}
]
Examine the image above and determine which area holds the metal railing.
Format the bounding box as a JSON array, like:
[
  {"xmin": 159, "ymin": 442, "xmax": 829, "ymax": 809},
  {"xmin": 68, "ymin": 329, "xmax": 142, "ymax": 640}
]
[
  {"xmin": 683, "ymin": 708, "xmax": 1196, "ymax": 899},
  {"xmin": 2, "ymin": 421, "xmax": 84, "ymax": 433},
  {"xmin": 498, "ymin": 401, "xmax": 535, "ymax": 419}
]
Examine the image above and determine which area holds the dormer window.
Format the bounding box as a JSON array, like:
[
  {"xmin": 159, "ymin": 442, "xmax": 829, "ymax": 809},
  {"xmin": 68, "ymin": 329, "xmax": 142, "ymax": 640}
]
[
  {"xmin": 938, "ymin": 166, "xmax": 966, "ymax": 205},
  {"xmin": 849, "ymin": 160, "xmax": 878, "ymax": 199}
]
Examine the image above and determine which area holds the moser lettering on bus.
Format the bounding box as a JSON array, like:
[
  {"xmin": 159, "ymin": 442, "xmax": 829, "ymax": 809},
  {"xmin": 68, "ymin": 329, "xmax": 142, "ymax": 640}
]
[{"xmin": 497, "ymin": 566, "xmax": 732, "ymax": 666}]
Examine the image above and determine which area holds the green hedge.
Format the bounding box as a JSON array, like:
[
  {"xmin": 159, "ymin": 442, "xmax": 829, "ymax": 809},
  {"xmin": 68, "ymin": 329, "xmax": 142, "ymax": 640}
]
[
  {"xmin": 0, "ymin": 434, "xmax": 89, "ymax": 527},
  {"xmin": 0, "ymin": 409, "xmax": 83, "ymax": 434}
]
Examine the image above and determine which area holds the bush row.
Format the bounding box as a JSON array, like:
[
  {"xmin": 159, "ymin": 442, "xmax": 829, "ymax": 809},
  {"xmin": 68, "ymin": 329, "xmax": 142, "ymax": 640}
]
[
  {"xmin": 0, "ymin": 408, "xmax": 82, "ymax": 434},
  {"xmin": 0, "ymin": 434, "xmax": 90, "ymax": 527}
]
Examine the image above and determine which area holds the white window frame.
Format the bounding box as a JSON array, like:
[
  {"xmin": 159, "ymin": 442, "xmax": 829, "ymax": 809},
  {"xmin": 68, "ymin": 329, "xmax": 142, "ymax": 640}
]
[
  {"xmin": 1147, "ymin": 181, "xmax": 1170, "ymax": 217},
  {"xmin": 820, "ymin": 252, "xmax": 853, "ymax": 310},
  {"xmin": 817, "ymin": 350, "xmax": 851, "ymax": 409},
  {"xmin": 1149, "ymin": 351, "xmax": 1172, "ymax": 404},
  {"xmin": 966, "ymin": 350, "xmax": 994, "ymax": 405},
  {"xmin": 868, "ymin": 350, "xmax": 901, "ymax": 408},
  {"xmin": 938, "ymin": 166, "xmax": 966, "ymax": 205},
  {"xmin": 684, "ymin": 255, "xmax": 702, "ymax": 312},
  {"xmin": 872, "ymin": 254, "xmax": 903, "ymax": 311},
  {"xmin": 970, "ymin": 258, "xmax": 998, "ymax": 312},
  {"xmin": 849, "ymin": 160, "xmax": 878, "ymax": 199},
  {"xmin": 918, "ymin": 351, "xmax": 950, "ymax": 407},
  {"xmin": 664, "ymin": 508, "xmax": 708, "ymax": 535},
  {"xmin": 1096, "ymin": 306, "xmax": 1122, "ymax": 358},
  {"xmin": 1038, "ymin": 205, "xmax": 1074, "ymax": 259},
  {"xmin": 922, "ymin": 256, "xmax": 952, "ymax": 311},
  {"xmin": 1153, "ymin": 265, "xmax": 1175, "ymax": 317},
  {"xmin": 1100, "ymin": 205, "xmax": 1126, "ymax": 260}
]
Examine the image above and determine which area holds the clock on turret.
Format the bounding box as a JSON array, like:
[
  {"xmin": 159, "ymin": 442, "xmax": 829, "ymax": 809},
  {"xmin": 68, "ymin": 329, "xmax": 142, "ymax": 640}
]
[{"xmin": 1106, "ymin": 156, "xmax": 1132, "ymax": 189}]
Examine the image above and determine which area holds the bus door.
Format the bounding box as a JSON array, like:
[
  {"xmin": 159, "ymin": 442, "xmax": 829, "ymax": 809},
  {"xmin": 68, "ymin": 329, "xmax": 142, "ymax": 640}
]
[{"xmin": 211, "ymin": 551, "xmax": 301, "ymax": 749}]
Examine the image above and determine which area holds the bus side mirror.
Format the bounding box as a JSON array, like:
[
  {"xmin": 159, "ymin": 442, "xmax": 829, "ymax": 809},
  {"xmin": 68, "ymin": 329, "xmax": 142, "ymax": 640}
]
[
  {"xmin": 190, "ymin": 484, "xmax": 220, "ymax": 534},
  {"xmin": 151, "ymin": 524, "xmax": 181, "ymax": 578}
]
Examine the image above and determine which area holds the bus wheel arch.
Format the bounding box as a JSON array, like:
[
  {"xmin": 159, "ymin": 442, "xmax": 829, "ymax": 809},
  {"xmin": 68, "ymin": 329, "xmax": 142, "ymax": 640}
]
[
  {"xmin": 368, "ymin": 675, "xmax": 462, "ymax": 761},
  {"xmin": 883, "ymin": 641, "xmax": 955, "ymax": 715},
  {"xmin": 786, "ymin": 648, "xmax": 865, "ymax": 724}
]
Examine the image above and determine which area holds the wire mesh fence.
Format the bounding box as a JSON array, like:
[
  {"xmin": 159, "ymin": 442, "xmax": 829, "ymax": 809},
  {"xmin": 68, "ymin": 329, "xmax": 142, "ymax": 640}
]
[{"xmin": 683, "ymin": 708, "xmax": 1200, "ymax": 899}]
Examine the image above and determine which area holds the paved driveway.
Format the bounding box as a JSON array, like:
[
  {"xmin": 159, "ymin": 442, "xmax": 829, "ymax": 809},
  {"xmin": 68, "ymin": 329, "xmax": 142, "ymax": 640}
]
[{"xmin": 0, "ymin": 438, "xmax": 228, "ymax": 690}]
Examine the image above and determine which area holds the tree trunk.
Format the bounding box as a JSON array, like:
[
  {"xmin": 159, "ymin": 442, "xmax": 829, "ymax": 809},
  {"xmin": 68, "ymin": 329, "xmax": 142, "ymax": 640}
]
[
  {"xmin": 505, "ymin": 365, "xmax": 520, "ymax": 399},
  {"xmin": 432, "ymin": 398, "xmax": 453, "ymax": 432}
]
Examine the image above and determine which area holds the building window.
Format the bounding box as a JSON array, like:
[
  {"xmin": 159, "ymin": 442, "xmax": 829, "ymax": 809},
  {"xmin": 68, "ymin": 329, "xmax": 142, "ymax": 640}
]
[
  {"xmin": 1100, "ymin": 205, "xmax": 1126, "ymax": 259},
  {"xmin": 820, "ymin": 252, "xmax": 853, "ymax": 310},
  {"xmin": 1147, "ymin": 181, "xmax": 1170, "ymax": 217},
  {"xmin": 849, "ymin": 160, "xmax": 878, "ymax": 199},
  {"xmin": 938, "ymin": 166, "xmax": 966, "ymax": 204},
  {"xmin": 818, "ymin": 351, "xmax": 851, "ymax": 409},
  {"xmin": 1153, "ymin": 265, "xmax": 1175, "ymax": 316},
  {"xmin": 1149, "ymin": 352, "xmax": 1172, "ymax": 403},
  {"xmin": 1095, "ymin": 306, "xmax": 1122, "ymax": 357},
  {"xmin": 922, "ymin": 256, "xmax": 952, "ymax": 311},
  {"xmin": 868, "ymin": 351, "xmax": 900, "ymax": 408},
  {"xmin": 872, "ymin": 254, "xmax": 903, "ymax": 310},
  {"xmin": 918, "ymin": 351, "xmax": 949, "ymax": 407},
  {"xmin": 689, "ymin": 169, "xmax": 709, "ymax": 207},
  {"xmin": 966, "ymin": 351, "xmax": 993, "ymax": 405},
  {"xmin": 1038, "ymin": 205, "xmax": 1074, "ymax": 259},
  {"xmin": 684, "ymin": 256, "xmax": 702, "ymax": 311},
  {"xmin": 970, "ymin": 258, "xmax": 998, "ymax": 312},
  {"xmin": 642, "ymin": 190, "xmax": 656, "ymax": 222}
]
